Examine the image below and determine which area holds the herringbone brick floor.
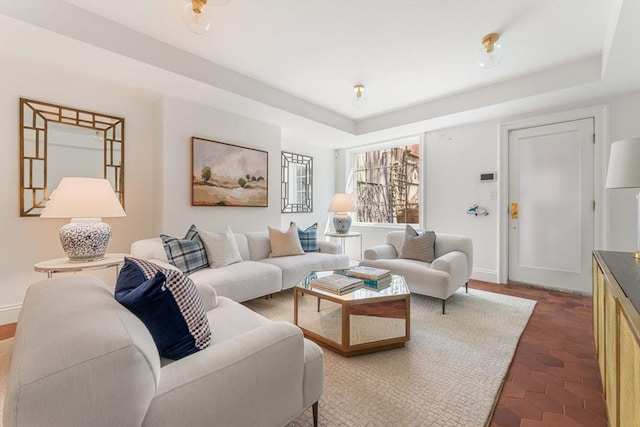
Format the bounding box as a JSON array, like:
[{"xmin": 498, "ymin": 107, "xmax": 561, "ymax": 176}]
[{"xmin": 470, "ymin": 280, "xmax": 607, "ymax": 427}]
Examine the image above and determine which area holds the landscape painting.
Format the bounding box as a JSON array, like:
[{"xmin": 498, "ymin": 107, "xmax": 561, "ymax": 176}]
[{"xmin": 192, "ymin": 137, "xmax": 268, "ymax": 207}]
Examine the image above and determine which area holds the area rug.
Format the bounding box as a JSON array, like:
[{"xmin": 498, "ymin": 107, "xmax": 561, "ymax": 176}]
[
  {"xmin": 244, "ymin": 288, "xmax": 536, "ymax": 427},
  {"xmin": 0, "ymin": 337, "xmax": 14, "ymax": 426}
]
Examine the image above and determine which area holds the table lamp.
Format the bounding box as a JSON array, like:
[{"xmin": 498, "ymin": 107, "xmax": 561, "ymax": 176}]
[
  {"xmin": 328, "ymin": 193, "xmax": 356, "ymax": 234},
  {"xmin": 40, "ymin": 177, "xmax": 126, "ymax": 262},
  {"xmin": 605, "ymin": 137, "xmax": 640, "ymax": 258}
]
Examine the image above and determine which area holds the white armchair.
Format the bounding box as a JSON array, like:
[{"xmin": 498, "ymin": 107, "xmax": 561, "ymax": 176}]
[{"xmin": 360, "ymin": 231, "xmax": 473, "ymax": 314}]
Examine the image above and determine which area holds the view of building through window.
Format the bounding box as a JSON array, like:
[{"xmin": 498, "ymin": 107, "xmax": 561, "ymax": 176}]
[{"xmin": 352, "ymin": 143, "xmax": 420, "ymax": 224}]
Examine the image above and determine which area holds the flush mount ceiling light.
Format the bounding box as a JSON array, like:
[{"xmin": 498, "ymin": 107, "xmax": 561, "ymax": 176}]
[
  {"xmin": 183, "ymin": 0, "xmax": 210, "ymax": 34},
  {"xmin": 478, "ymin": 32, "xmax": 503, "ymax": 68},
  {"xmin": 352, "ymin": 84, "xmax": 367, "ymax": 108}
]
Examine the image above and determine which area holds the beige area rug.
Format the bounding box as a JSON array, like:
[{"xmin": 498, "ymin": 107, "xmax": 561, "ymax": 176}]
[
  {"xmin": 244, "ymin": 288, "xmax": 536, "ymax": 427},
  {"xmin": 0, "ymin": 337, "xmax": 14, "ymax": 426}
]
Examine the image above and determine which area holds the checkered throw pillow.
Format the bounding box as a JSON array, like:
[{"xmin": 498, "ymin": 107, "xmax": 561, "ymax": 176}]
[
  {"xmin": 399, "ymin": 225, "xmax": 436, "ymax": 263},
  {"xmin": 115, "ymin": 257, "xmax": 211, "ymax": 360},
  {"xmin": 294, "ymin": 222, "xmax": 319, "ymax": 253},
  {"xmin": 161, "ymin": 225, "xmax": 209, "ymax": 275}
]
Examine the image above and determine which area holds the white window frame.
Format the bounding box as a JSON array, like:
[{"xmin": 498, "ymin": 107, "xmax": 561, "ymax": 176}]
[{"xmin": 346, "ymin": 134, "xmax": 424, "ymax": 228}]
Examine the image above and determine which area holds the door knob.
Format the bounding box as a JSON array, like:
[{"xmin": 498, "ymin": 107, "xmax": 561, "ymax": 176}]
[{"xmin": 511, "ymin": 203, "xmax": 518, "ymax": 219}]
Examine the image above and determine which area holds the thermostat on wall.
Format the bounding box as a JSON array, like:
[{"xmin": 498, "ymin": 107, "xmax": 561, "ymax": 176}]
[{"xmin": 480, "ymin": 172, "xmax": 497, "ymax": 182}]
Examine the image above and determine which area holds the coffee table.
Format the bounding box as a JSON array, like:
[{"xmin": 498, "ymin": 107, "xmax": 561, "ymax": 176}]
[{"xmin": 294, "ymin": 271, "xmax": 410, "ymax": 357}]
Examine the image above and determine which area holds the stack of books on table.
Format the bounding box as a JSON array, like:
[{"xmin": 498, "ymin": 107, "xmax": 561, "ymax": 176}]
[
  {"xmin": 310, "ymin": 274, "xmax": 364, "ymax": 295},
  {"xmin": 345, "ymin": 266, "xmax": 392, "ymax": 291}
]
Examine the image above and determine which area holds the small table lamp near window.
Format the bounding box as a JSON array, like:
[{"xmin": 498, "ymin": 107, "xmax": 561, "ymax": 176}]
[
  {"xmin": 40, "ymin": 177, "xmax": 126, "ymax": 262},
  {"xmin": 605, "ymin": 137, "xmax": 640, "ymax": 258},
  {"xmin": 328, "ymin": 193, "xmax": 356, "ymax": 234}
]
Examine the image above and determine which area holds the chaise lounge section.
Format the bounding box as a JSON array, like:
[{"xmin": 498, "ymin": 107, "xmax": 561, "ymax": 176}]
[{"xmin": 3, "ymin": 275, "xmax": 323, "ymax": 427}]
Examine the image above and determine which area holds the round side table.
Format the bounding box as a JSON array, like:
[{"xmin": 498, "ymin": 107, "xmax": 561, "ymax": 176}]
[{"xmin": 34, "ymin": 253, "xmax": 129, "ymax": 279}]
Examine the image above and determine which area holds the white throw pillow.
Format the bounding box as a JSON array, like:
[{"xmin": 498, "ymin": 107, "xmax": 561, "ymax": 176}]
[
  {"xmin": 268, "ymin": 223, "xmax": 305, "ymax": 257},
  {"xmin": 199, "ymin": 226, "xmax": 243, "ymax": 268}
]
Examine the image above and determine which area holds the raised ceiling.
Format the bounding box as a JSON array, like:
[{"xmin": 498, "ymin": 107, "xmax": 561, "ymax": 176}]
[{"xmin": 1, "ymin": 0, "xmax": 639, "ymax": 147}]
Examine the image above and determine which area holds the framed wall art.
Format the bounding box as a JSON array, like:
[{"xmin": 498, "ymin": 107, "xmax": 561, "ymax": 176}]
[{"xmin": 192, "ymin": 137, "xmax": 268, "ymax": 207}]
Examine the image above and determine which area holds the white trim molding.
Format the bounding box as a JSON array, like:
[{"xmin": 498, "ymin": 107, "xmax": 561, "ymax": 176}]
[
  {"xmin": 0, "ymin": 303, "xmax": 22, "ymax": 325},
  {"xmin": 472, "ymin": 268, "xmax": 498, "ymax": 284}
]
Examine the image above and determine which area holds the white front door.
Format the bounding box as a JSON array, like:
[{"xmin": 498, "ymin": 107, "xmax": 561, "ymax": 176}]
[{"xmin": 508, "ymin": 118, "xmax": 594, "ymax": 292}]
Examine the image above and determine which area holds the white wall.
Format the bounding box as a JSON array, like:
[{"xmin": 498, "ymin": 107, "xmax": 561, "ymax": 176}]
[
  {"xmin": 0, "ymin": 57, "xmax": 157, "ymax": 323},
  {"xmin": 604, "ymin": 91, "xmax": 640, "ymax": 251},
  {"xmin": 159, "ymin": 96, "xmax": 281, "ymax": 235},
  {"xmin": 281, "ymin": 138, "xmax": 335, "ymax": 233},
  {"xmin": 425, "ymin": 123, "xmax": 499, "ymax": 282}
]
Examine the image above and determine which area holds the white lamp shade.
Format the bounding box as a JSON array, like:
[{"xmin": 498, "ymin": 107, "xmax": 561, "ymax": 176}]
[
  {"xmin": 328, "ymin": 193, "xmax": 356, "ymax": 213},
  {"xmin": 605, "ymin": 137, "xmax": 640, "ymax": 189},
  {"xmin": 41, "ymin": 177, "xmax": 126, "ymax": 218}
]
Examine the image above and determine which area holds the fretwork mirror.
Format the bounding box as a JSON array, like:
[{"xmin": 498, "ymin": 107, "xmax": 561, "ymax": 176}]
[
  {"xmin": 20, "ymin": 98, "xmax": 125, "ymax": 216},
  {"xmin": 281, "ymin": 151, "xmax": 313, "ymax": 213}
]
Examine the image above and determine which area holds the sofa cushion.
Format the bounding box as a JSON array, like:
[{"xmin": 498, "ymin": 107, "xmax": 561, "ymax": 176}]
[
  {"xmin": 115, "ymin": 257, "xmax": 211, "ymax": 360},
  {"xmin": 160, "ymin": 225, "xmax": 209, "ymax": 275},
  {"xmin": 294, "ymin": 222, "xmax": 319, "ymax": 253},
  {"xmin": 188, "ymin": 260, "xmax": 282, "ymax": 303},
  {"xmin": 268, "ymin": 223, "xmax": 305, "ymax": 257},
  {"xmin": 399, "ymin": 225, "xmax": 436, "ymax": 263},
  {"xmin": 200, "ymin": 226, "xmax": 243, "ymax": 268},
  {"xmin": 260, "ymin": 252, "xmax": 350, "ymax": 289}
]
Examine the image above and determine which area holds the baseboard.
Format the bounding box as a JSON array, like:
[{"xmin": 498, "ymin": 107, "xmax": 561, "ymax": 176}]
[
  {"xmin": 0, "ymin": 303, "xmax": 21, "ymax": 325},
  {"xmin": 471, "ymin": 268, "xmax": 498, "ymax": 283}
]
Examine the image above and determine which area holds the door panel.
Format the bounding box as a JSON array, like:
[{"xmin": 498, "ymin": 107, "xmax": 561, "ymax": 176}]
[{"xmin": 508, "ymin": 119, "xmax": 594, "ymax": 292}]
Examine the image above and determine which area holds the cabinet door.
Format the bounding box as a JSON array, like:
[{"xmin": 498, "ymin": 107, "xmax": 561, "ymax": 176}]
[
  {"xmin": 618, "ymin": 301, "xmax": 640, "ymax": 427},
  {"xmin": 604, "ymin": 283, "xmax": 617, "ymax": 426}
]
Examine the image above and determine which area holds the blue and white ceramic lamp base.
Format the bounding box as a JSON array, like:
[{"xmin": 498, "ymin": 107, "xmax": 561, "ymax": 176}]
[
  {"xmin": 333, "ymin": 214, "xmax": 352, "ymax": 234},
  {"xmin": 59, "ymin": 218, "xmax": 112, "ymax": 262}
]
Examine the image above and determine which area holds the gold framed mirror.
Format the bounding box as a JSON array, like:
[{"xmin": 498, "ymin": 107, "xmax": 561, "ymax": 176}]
[{"xmin": 20, "ymin": 98, "xmax": 125, "ymax": 217}]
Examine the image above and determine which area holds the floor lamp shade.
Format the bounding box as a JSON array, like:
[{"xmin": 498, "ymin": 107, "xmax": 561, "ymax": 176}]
[
  {"xmin": 605, "ymin": 137, "xmax": 640, "ymax": 258},
  {"xmin": 328, "ymin": 193, "xmax": 356, "ymax": 233},
  {"xmin": 40, "ymin": 177, "xmax": 126, "ymax": 261}
]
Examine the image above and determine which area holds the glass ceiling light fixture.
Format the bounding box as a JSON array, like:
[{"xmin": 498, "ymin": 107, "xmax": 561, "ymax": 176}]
[
  {"xmin": 183, "ymin": 0, "xmax": 210, "ymax": 34},
  {"xmin": 478, "ymin": 32, "xmax": 503, "ymax": 68},
  {"xmin": 352, "ymin": 84, "xmax": 367, "ymax": 108}
]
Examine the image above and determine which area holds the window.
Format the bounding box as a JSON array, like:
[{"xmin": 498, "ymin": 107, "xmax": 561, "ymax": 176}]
[{"xmin": 351, "ymin": 139, "xmax": 420, "ymax": 224}]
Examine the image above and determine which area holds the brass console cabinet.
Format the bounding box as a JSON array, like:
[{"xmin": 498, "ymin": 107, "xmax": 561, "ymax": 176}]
[{"xmin": 592, "ymin": 251, "xmax": 640, "ymax": 427}]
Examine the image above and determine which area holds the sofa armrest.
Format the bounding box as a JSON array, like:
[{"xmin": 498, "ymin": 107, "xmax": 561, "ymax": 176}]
[
  {"xmin": 318, "ymin": 240, "xmax": 341, "ymax": 254},
  {"xmin": 195, "ymin": 283, "xmax": 218, "ymax": 311},
  {"xmin": 431, "ymin": 251, "xmax": 469, "ymax": 286},
  {"xmin": 363, "ymin": 244, "xmax": 398, "ymax": 260},
  {"xmin": 144, "ymin": 321, "xmax": 309, "ymax": 427},
  {"xmin": 131, "ymin": 237, "xmax": 169, "ymax": 262}
]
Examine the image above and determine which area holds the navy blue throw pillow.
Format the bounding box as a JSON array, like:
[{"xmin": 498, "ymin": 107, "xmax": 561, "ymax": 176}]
[
  {"xmin": 293, "ymin": 222, "xmax": 319, "ymax": 252},
  {"xmin": 115, "ymin": 257, "xmax": 211, "ymax": 360}
]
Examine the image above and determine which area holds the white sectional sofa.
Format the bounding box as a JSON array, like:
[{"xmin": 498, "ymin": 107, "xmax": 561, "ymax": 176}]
[
  {"xmin": 131, "ymin": 231, "xmax": 350, "ymax": 302},
  {"xmin": 359, "ymin": 231, "xmax": 473, "ymax": 314},
  {"xmin": 4, "ymin": 275, "xmax": 323, "ymax": 427}
]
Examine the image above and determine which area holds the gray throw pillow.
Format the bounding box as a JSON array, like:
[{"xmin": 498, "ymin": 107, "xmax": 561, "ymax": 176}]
[{"xmin": 399, "ymin": 225, "xmax": 436, "ymax": 262}]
